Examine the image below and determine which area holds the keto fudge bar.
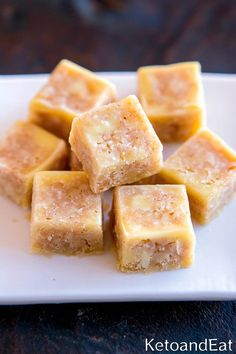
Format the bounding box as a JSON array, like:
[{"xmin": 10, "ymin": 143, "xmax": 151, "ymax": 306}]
[
  {"xmin": 29, "ymin": 59, "xmax": 117, "ymax": 139},
  {"xmin": 31, "ymin": 171, "xmax": 103, "ymax": 255},
  {"xmin": 69, "ymin": 95, "xmax": 163, "ymax": 193},
  {"xmin": 138, "ymin": 62, "xmax": 205, "ymax": 142},
  {"xmin": 157, "ymin": 129, "xmax": 236, "ymax": 223},
  {"xmin": 113, "ymin": 185, "xmax": 195, "ymax": 272},
  {"xmin": 70, "ymin": 150, "xmax": 83, "ymax": 171},
  {"xmin": 0, "ymin": 120, "xmax": 68, "ymax": 208}
]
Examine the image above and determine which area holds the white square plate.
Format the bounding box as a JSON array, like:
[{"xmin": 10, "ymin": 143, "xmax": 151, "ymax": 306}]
[{"xmin": 0, "ymin": 72, "xmax": 235, "ymax": 304}]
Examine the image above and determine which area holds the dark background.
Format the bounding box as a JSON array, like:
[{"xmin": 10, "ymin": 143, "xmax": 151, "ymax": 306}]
[
  {"xmin": 0, "ymin": 0, "xmax": 236, "ymax": 74},
  {"xmin": 0, "ymin": 0, "xmax": 235, "ymax": 353}
]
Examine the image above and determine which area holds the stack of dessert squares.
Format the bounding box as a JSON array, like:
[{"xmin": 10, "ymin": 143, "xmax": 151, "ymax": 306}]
[{"xmin": 0, "ymin": 60, "xmax": 235, "ymax": 273}]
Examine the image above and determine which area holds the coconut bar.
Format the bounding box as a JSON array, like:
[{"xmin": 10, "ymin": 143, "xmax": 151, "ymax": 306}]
[
  {"xmin": 113, "ymin": 184, "xmax": 195, "ymax": 272},
  {"xmin": 138, "ymin": 62, "xmax": 205, "ymax": 142},
  {"xmin": 157, "ymin": 129, "xmax": 236, "ymax": 223},
  {"xmin": 69, "ymin": 95, "xmax": 163, "ymax": 193},
  {"xmin": 31, "ymin": 171, "xmax": 103, "ymax": 255},
  {"xmin": 29, "ymin": 59, "xmax": 117, "ymax": 139},
  {"xmin": 0, "ymin": 120, "xmax": 68, "ymax": 208}
]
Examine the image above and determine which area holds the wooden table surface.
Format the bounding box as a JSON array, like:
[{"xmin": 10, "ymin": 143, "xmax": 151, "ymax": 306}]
[{"xmin": 0, "ymin": 1, "xmax": 235, "ymax": 353}]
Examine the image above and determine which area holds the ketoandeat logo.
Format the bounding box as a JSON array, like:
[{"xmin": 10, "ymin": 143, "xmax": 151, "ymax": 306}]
[{"xmin": 145, "ymin": 338, "xmax": 233, "ymax": 352}]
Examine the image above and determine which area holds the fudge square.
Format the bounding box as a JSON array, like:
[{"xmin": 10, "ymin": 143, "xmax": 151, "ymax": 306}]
[
  {"xmin": 113, "ymin": 185, "xmax": 195, "ymax": 272},
  {"xmin": 157, "ymin": 129, "xmax": 236, "ymax": 224},
  {"xmin": 69, "ymin": 95, "xmax": 163, "ymax": 193},
  {"xmin": 138, "ymin": 62, "xmax": 205, "ymax": 142},
  {"xmin": 31, "ymin": 171, "xmax": 103, "ymax": 255},
  {"xmin": 0, "ymin": 120, "xmax": 68, "ymax": 208},
  {"xmin": 28, "ymin": 59, "xmax": 117, "ymax": 139}
]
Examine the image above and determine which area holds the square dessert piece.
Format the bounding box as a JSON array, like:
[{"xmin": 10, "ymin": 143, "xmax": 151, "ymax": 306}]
[
  {"xmin": 69, "ymin": 95, "xmax": 163, "ymax": 193},
  {"xmin": 31, "ymin": 171, "xmax": 103, "ymax": 255},
  {"xmin": 70, "ymin": 150, "xmax": 83, "ymax": 171},
  {"xmin": 29, "ymin": 59, "xmax": 117, "ymax": 139},
  {"xmin": 113, "ymin": 185, "xmax": 195, "ymax": 272},
  {"xmin": 138, "ymin": 62, "xmax": 205, "ymax": 142},
  {"xmin": 0, "ymin": 121, "xmax": 68, "ymax": 208},
  {"xmin": 157, "ymin": 129, "xmax": 236, "ymax": 223}
]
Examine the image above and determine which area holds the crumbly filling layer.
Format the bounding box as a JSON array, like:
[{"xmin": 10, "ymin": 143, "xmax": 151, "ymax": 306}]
[
  {"xmin": 32, "ymin": 227, "xmax": 103, "ymax": 255},
  {"xmin": 117, "ymin": 238, "xmax": 183, "ymax": 272}
]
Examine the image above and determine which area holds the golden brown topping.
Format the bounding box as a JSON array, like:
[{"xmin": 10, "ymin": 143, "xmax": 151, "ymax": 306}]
[
  {"xmin": 36, "ymin": 61, "xmax": 114, "ymax": 113},
  {"xmin": 138, "ymin": 63, "xmax": 202, "ymax": 115},
  {"xmin": 74, "ymin": 96, "xmax": 161, "ymax": 167},
  {"xmin": 117, "ymin": 185, "xmax": 189, "ymax": 235},
  {"xmin": 166, "ymin": 131, "xmax": 236, "ymax": 185},
  {"xmin": 34, "ymin": 172, "xmax": 101, "ymax": 226},
  {"xmin": 0, "ymin": 121, "xmax": 62, "ymax": 174}
]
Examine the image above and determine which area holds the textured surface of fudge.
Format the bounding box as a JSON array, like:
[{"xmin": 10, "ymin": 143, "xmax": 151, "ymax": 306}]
[
  {"xmin": 157, "ymin": 129, "xmax": 236, "ymax": 223},
  {"xmin": 69, "ymin": 95, "xmax": 163, "ymax": 193},
  {"xmin": 0, "ymin": 121, "xmax": 68, "ymax": 208},
  {"xmin": 31, "ymin": 171, "xmax": 103, "ymax": 255},
  {"xmin": 28, "ymin": 59, "xmax": 117, "ymax": 139},
  {"xmin": 138, "ymin": 62, "xmax": 205, "ymax": 142},
  {"xmin": 70, "ymin": 150, "xmax": 83, "ymax": 171},
  {"xmin": 113, "ymin": 185, "xmax": 195, "ymax": 273}
]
